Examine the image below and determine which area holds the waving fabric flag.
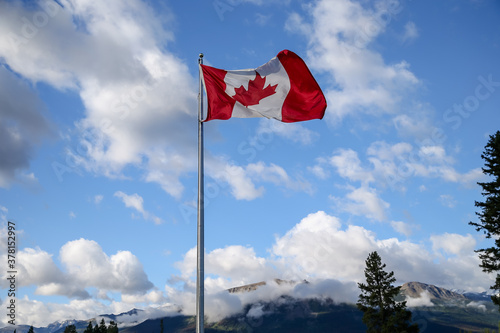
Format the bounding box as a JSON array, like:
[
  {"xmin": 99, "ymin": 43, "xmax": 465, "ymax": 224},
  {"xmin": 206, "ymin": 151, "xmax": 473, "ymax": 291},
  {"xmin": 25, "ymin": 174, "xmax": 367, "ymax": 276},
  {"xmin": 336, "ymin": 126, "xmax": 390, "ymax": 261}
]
[{"xmin": 200, "ymin": 50, "xmax": 327, "ymax": 123}]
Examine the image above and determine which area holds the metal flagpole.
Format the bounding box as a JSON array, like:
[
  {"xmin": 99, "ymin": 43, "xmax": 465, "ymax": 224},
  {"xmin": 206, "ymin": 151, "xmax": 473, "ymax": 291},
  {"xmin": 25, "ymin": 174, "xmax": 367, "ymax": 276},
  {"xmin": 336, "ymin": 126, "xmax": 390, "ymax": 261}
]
[{"xmin": 196, "ymin": 53, "xmax": 205, "ymax": 333}]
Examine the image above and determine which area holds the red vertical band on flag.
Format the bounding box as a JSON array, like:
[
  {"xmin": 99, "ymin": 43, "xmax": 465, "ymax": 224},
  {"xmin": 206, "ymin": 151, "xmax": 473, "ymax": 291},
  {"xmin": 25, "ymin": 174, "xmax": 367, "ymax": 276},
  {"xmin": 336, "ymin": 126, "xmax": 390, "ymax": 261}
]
[
  {"xmin": 200, "ymin": 65, "xmax": 235, "ymax": 121},
  {"xmin": 201, "ymin": 50, "xmax": 327, "ymax": 123},
  {"xmin": 278, "ymin": 50, "xmax": 327, "ymax": 123}
]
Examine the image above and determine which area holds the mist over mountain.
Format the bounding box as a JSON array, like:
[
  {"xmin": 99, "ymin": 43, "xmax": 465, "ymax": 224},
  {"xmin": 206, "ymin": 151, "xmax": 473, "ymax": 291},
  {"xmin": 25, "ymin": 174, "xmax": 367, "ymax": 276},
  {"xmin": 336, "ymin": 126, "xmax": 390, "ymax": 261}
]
[{"xmin": 2, "ymin": 281, "xmax": 499, "ymax": 333}]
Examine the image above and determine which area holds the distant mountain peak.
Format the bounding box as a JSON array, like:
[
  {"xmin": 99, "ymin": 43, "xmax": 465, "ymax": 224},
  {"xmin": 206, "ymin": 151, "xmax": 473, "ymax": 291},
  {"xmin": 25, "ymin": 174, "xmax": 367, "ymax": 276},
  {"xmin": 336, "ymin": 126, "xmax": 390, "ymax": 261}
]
[
  {"xmin": 401, "ymin": 281, "xmax": 466, "ymax": 301},
  {"xmin": 227, "ymin": 278, "xmax": 306, "ymax": 294}
]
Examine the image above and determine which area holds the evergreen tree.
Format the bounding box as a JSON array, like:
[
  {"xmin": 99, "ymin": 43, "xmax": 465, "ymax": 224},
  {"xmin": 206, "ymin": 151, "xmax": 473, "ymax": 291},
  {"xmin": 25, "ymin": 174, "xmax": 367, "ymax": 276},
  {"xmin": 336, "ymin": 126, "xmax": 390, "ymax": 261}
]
[
  {"xmin": 98, "ymin": 319, "xmax": 107, "ymax": 333},
  {"xmin": 63, "ymin": 325, "xmax": 77, "ymax": 333},
  {"xmin": 470, "ymin": 130, "xmax": 500, "ymax": 308},
  {"xmin": 357, "ymin": 251, "xmax": 419, "ymax": 333},
  {"xmin": 107, "ymin": 321, "xmax": 118, "ymax": 333},
  {"xmin": 28, "ymin": 326, "xmax": 34, "ymax": 333},
  {"xmin": 83, "ymin": 322, "xmax": 93, "ymax": 333}
]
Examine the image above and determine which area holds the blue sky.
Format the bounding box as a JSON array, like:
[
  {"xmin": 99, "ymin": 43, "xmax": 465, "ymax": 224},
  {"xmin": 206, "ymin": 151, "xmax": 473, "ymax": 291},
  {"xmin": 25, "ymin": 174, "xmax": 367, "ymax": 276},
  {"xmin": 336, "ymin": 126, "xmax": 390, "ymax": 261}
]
[{"xmin": 1, "ymin": 0, "xmax": 500, "ymax": 326}]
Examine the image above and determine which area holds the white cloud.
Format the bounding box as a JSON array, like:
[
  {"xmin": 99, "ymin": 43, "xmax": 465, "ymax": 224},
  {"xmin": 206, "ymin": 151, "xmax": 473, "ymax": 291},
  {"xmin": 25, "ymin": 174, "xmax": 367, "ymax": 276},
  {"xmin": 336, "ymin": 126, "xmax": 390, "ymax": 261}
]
[
  {"xmin": 207, "ymin": 158, "xmax": 312, "ymax": 201},
  {"xmin": 405, "ymin": 290, "xmax": 433, "ymax": 307},
  {"xmin": 60, "ymin": 238, "xmax": 153, "ymax": 294},
  {"xmin": 323, "ymin": 141, "xmax": 488, "ymax": 190},
  {"xmin": 0, "ymin": 296, "xmax": 180, "ymax": 327},
  {"xmin": 0, "ymin": 237, "xmax": 154, "ymax": 302},
  {"xmin": 466, "ymin": 301, "xmax": 487, "ymax": 312},
  {"xmin": 114, "ymin": 191, "xmax": 162, "ymax": 224},
  {"xmin": 121, "ymin": 289, "xmax": 167, "ymax": 304},
  {"xmin": 0, "ymin": 0, "xmax": 197, "ymax": 197},
  {"xmin": 430, "ymin": 233, "xmax": 476, "ymax": 256},
  {"xmin": 391, "ymin": 220, "xmax": 413, "ymax": 237},
  {"xmin": 285, "ymin": 0, "xmax": 419, "ymax": 124},
  {"xmin": 271, "ymin": 211, "xmax": 492, "ymax": 292},
  {"xmin": 0, "ymin": 212, "xmax": 493, "ymax": 326},
  {"xmin": 174, "ymin": 245, "xmax": 276, "ymax": 291},
  {"xmin": 210, "ymin": 163, "xmax": 265, "ymax": 201},
  {"xmin": 402, "ymin": 21, "xmax": 419, "ymax": 42},
  {"xmin": 272, "ymin": 211, "xmax": 372, "ymax": 281},
  {"xmin": 1, "ymin": 297, "xmax": 128, "ymax": 327},
  {"xmin": 329, "ymin": 149, "xmax": 374, "ymax": 184},
  {"xmin": 115, "ymin": 191, "xmax": 145, "ymax": 214},
  {"xmin": 3, "ymin": 247, "xmax": 88, "ymax": 298},
  {"xmin": 308, "ymin": 157, "xmax": 330, "ymax": 179},
  {"xmin": 332, "ymin": 186, "xmax": 389, "ymax": 222}
]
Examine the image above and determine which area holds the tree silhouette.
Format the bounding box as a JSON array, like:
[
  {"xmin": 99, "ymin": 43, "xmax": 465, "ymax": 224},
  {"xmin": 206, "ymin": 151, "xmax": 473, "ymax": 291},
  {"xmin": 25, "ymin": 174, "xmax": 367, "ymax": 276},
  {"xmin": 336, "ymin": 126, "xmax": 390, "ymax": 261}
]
[
  {"xmin": 107, "ymin": 321, "xmax": 118, "ymax": 333},
  {"xmin": 357, "ymin": 251, "xmax": 419, "ymax": 333},
  {"xmin": 470, "ymin": 130, "xmax": 500, "ymax": 308},
  {"xmin": 63, "ymin": 325, "xmax": 77, "ymax": 333},
  {"xmin": 83, "ymin": 321, "xmax": 93, "ymax": 333},
  {"xmin": 98, "ymin": 319, "xmax": 107, "ymax": 333}
]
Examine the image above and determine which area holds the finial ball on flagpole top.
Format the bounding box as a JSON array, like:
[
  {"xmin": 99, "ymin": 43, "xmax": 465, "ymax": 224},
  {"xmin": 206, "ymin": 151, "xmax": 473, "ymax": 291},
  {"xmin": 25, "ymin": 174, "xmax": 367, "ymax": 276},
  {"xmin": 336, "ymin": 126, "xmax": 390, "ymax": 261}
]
[{"xmin": 199, "ymin": 53, "xmax": 204, "ymax": 58}]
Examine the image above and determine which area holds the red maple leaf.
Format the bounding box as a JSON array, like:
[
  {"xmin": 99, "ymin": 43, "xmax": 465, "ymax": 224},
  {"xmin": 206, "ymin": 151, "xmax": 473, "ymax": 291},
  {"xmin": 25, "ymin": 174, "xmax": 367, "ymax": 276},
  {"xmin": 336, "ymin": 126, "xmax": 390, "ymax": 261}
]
[{"xmin": 232, "ymin": 72, "xmax": 278, "ymax": 107}]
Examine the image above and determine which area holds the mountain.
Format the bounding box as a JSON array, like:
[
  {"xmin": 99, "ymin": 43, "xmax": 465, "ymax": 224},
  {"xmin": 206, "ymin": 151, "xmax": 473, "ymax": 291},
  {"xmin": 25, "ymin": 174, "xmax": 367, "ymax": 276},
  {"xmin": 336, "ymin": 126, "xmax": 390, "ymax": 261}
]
[
  {"xmin": 3, "ymin": 281, "xmax": 499, "ymax": 333},
  {"xmin": 401, "ymin": 281, "xmax": 467, "ymax": 301},
  {"xmin": 227, "ymin": 278, "xmax": 305, "ymax": 293}
]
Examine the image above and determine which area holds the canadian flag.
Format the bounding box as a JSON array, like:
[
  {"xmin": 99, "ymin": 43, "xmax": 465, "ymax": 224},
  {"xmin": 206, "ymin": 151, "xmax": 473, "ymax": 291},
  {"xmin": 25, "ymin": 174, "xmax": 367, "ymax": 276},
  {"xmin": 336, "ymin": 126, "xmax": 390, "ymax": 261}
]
[{"xmin": 200, "ymin": 50, "xmax": 327, "ymax": 123}]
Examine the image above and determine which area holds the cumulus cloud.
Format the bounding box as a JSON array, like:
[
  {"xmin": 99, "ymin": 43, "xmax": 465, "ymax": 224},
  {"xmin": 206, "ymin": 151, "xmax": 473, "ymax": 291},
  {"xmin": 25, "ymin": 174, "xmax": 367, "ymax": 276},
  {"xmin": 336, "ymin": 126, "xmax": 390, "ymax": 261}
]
[
  {"xmin": 174, "ymin": 245, "xmax": 277, "ymax": 290},
  {"xmin": 430, "ymin": 233, "xmax": 476, "ymax": 256},
  {"xmin": 0, "ymin": 237, "xmax": 154, "ymax": 304},
  {"xmin": 0, "ymin": 0, "xmax": 197, "ymax": 198},
  {"xmin": 331, "ymin": 186, "xmax": 390, "ymax": 222},
  {"xmin": 0, "ymin": 0, "xmax": 323, "ymax": 203},
  {"xmin": 0, "ymin": 211, "xmax": 494, "ymax": 326},
  {"xmin": 121, "ymin": 289, "xmax": 168, "ymax": 304},
  {"xmin": 314, "ymin": 141, "xmax": 486, "ymax": 192},
  {"xmin": 207, "ymin": 158, "xmax": 312, "ymax": 201},
  {"xmin": 165, "ymin": 212, "xmax": 491, "ymax": 322},
  {"xmin": 2, "ymin": 247, "xmax": 89, "ymax": 299},
  {"xmin": 329, "ymin": 149, "xmax": 374, "ymax": 184},
  {"xmin": 270, "ymin": 211, "xmax": 492, "ymax": 291},
  {"xmin": 285, "ymin": 0, "xmax": 419, "ymax": 124},
  {"xmin": 60, "ymin": 239, "xmax": 154, "ymax": 294}
]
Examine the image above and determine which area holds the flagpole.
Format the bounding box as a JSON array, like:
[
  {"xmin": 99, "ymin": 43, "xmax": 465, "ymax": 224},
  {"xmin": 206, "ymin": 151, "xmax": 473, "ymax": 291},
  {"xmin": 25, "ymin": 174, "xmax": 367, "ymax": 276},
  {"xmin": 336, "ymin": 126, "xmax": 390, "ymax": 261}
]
[{"xmin": 196, "ymin": 53, "xmax": 205, "ymax": 333}]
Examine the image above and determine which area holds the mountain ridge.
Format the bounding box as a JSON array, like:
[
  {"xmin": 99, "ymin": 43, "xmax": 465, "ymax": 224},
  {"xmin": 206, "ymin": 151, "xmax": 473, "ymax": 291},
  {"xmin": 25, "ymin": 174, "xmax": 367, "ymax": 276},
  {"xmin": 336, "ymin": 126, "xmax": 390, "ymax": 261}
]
[
  {"xmin": 2, "ymin": 281, "xmax": 497, "ymax": 333},
  {"xmin": 400, "ymin": 281, "xmax": 467, "ymax": 301}
]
